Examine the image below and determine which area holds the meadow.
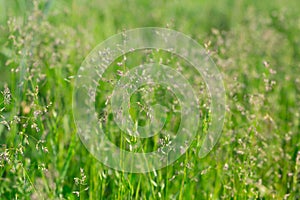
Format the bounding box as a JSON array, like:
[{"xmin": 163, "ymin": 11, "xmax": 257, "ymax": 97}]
[{"xmin": 0, "ymin": 0, "xmax": 299, "ymax": 199}]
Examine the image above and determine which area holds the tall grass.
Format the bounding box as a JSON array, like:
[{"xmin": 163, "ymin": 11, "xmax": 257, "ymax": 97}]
[{"xmin": 0, "ymin": 0, "xmax": 299, "ymax": 199}]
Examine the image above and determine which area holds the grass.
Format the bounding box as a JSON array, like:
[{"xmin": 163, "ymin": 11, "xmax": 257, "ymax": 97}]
[{"xmin": 0, "ymin": 0, "xmax": 300, "ymax": 199}]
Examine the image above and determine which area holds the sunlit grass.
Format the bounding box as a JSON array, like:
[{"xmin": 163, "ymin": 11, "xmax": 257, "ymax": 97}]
[{"xmin": 0, "ymin": 0, "xmax": 299, "ymax": 199}]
